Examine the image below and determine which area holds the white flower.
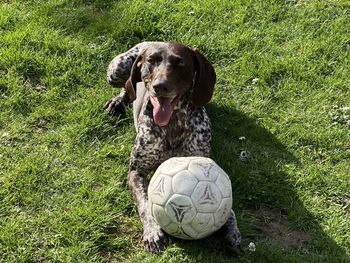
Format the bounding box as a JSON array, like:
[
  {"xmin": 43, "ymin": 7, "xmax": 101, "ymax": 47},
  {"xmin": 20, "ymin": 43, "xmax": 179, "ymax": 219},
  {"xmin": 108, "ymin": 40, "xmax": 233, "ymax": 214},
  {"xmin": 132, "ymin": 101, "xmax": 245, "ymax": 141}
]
[
  {"xmin": 248, "ymin": 242, "xmax": 256, "ymax": 252},
  {"xmin": 88, "ymin": 43, "xmax": 97, "ymax": 49},
  {"xmin": 239, "ymin": 150, "xmax": 250, "ymax": 162},
  {"xmin": 252, "ymin": 78, "xmax": 259, "ymax": 84}
]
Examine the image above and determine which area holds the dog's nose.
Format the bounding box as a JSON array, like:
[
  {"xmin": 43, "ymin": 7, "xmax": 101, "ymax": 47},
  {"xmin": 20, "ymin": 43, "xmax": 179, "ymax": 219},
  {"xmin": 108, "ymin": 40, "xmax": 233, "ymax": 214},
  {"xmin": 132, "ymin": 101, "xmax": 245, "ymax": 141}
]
[{"xmin": 153, "ymin": 79, "xmax": 169, "ymax": 94}]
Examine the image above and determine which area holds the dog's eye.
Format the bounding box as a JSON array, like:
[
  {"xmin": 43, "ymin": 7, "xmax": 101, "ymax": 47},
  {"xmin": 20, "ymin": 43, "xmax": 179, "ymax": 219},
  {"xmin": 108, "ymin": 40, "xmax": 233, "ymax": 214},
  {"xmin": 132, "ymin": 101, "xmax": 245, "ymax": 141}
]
[{"xmin": 171, "ymin": 56, "xmax": 185, "ymax": 67}]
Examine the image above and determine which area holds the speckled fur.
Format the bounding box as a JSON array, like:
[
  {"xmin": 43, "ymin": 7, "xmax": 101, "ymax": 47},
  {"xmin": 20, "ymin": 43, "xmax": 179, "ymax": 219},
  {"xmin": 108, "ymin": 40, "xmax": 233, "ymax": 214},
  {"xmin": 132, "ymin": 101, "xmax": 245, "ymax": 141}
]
[
  {"xmin": 105, "ymin": 42, "xmax": 241, "ymax": 255},
  {"xmin": 130, "ymin": 96, "xmax": 212, "ymax": 173}
]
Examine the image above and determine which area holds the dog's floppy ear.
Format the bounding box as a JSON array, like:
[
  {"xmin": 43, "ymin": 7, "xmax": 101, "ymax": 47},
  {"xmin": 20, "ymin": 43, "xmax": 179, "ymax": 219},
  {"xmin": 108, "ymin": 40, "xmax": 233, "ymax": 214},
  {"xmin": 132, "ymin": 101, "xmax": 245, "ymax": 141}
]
[
  {"xmin": 191, "ymin": 48, "xmax": 216, "ymax": 106},
  {"xmin": 125, "ymin": 55, "xmax": 143, "ymax": 101}
]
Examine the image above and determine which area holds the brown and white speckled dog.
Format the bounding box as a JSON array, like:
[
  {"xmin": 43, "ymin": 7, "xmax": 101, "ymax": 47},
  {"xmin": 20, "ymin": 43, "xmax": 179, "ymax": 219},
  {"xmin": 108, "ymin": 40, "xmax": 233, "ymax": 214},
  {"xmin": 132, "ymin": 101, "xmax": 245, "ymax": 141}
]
[{"xmin": 105, "ymin": 42, "xmax": 241, "ymax": 254}]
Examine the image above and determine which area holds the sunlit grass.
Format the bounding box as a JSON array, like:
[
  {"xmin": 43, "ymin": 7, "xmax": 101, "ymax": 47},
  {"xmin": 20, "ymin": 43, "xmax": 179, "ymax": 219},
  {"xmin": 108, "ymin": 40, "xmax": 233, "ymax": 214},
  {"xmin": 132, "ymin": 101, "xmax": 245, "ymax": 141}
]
[{"xmin": 0, "ymin": 0, "xmax": 349, "ymax": 262}]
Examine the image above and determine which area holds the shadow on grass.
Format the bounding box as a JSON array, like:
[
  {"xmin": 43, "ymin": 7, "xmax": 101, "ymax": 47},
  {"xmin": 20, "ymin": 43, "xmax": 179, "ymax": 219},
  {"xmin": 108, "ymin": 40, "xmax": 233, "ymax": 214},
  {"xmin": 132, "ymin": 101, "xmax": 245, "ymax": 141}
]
[{"xmin": 169, "ymin": 103, "xmax": 349, "ymax": 262}]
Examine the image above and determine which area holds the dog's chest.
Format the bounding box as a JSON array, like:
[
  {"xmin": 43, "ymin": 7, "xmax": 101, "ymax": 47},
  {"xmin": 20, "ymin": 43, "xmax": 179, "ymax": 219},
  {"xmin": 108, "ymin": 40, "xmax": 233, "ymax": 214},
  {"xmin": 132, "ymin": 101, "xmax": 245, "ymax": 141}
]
[
  {"xmin": 141, "ymin": 99, "xmax": 194, "ymax": 149},
  {"xmin": 162, "ymin": 109, "xmax": 191, "ymax": 150}
]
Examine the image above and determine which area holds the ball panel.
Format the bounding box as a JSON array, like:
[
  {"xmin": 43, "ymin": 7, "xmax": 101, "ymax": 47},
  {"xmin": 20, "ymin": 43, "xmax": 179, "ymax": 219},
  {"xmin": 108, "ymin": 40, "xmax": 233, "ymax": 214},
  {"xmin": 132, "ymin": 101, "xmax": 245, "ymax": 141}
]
[
  {"xmin": 165, "ymin": 194, "xmax": 196, "ymax": 224},
  {"xmin": 181, "ymin": 225, "xmax": 199, "ymax": 240},
  {"xmin": 215, "ymin": 173, "xmax": 232, "ymax": 198},
  {"xmin": 191, "ymin": 213, "xmax": 215, "ymax": 234},
  {"xmin": 214, "ymin": 197, "xmax": 232, "ymax": 228},
  {"xmin": 163, "ymin": 223, "xmax": 198, "ymax": 240},
  {"xmin": 172, "ymin": 170, "xmax": 198, "ymax": 196},
  {"xmin": 191, "ymin": 182, "xmax": 222, "ymax": 213},
  {"xmin": 188, "ymin": 158, "xmax": 220, "ymax": 182},
  {"xmin": 164, "ymin": 222, "xmax": 178, "ymax": 233},
  {"xmin": 148, "ymin": 174, "xmax": 173, "ymax": 206},
  {"xmin": 152, "ymin": 204, "xmax": 172, "ymax": 227},
  {"xmin": 163, "ymin": 222, "xmax": 180, "ymax": 237},
  {"xmin": 158, "ymin": 157, "xmax": 190, "ymax": 176}
]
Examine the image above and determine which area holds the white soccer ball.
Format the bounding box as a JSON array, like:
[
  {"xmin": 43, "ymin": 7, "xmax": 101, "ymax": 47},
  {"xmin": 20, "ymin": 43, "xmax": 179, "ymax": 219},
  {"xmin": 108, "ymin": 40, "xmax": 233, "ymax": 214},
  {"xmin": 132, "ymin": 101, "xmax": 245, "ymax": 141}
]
[{"xmin": 148, "ymin": 156, "xmax": 232, "ymax": 240}]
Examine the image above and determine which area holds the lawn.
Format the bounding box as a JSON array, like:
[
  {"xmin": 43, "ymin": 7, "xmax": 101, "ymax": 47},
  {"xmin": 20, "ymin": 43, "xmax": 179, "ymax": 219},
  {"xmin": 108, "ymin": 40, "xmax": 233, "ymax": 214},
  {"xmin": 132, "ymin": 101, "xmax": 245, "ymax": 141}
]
[{"xmin": 0, "ymin": 0, "xmax": 349, "ymax": 262}]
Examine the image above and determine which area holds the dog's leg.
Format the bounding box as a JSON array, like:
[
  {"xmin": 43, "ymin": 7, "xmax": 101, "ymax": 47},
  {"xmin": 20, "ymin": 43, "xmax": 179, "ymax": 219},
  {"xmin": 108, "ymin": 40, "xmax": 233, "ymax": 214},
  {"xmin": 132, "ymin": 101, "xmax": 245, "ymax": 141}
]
[
  {"xmin": 128, "ymin": 170, "xmax": 168, "ymax": 253},
  {"xmin": 104, "ymin": 88, "xmax": 130, "ymax": 116},
  {"xmin": 222, "ymin": 210, "xmax": 243, "ymax": 255},
  {"xmin": 107, "ymin": 44, "xmax": 146, "ymax": 87},
  {"xmin": 105, "ymin": 42, "xmax": 153, "ymax": 115},
  {"xmin": 105, "ymin": 46, "xmax": 139, "ymax": 116}
]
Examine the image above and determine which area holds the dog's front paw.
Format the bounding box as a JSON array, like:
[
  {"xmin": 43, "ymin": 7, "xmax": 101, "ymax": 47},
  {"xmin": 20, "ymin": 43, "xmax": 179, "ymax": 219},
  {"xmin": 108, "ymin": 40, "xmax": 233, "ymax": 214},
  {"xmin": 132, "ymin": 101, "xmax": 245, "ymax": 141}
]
[
  {"xmin": 226, "ymin": 238, "xmax": 243, "ymax": 256},
  {"xmin": 143, "ymin": 223, "xmax": 168, "ymax": 253},
  {"xmin": 104, "ymin": 96, "xmax": 126, "ymax": 116},
  {"xmin": 224, "ymin": 210, "xmax": 243, "ymax": 256}
]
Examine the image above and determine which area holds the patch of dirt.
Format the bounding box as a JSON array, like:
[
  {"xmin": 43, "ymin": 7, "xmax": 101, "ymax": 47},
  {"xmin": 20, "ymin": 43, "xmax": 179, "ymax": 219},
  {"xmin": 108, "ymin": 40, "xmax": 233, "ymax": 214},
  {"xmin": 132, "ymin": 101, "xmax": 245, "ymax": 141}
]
[{"xmin": 250, "ymin": 207, "xmax": 311, "ymax": 250}]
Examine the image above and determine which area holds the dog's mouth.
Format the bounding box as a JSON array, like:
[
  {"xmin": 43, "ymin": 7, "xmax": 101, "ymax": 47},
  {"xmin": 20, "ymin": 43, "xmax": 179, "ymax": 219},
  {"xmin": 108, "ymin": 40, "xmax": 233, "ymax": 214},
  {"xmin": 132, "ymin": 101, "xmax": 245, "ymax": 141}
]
[{"xmin": 150, "ymin": 95, "xmax": 180, "ymax": 127}]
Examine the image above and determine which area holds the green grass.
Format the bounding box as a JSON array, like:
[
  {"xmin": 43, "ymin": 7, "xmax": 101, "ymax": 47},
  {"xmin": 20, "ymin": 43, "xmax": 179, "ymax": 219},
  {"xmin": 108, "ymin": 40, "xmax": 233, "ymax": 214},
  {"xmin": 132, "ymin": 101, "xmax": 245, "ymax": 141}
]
[{"xmin": 0, "ymin": 0, "xmax": 349, "ymax": 262}]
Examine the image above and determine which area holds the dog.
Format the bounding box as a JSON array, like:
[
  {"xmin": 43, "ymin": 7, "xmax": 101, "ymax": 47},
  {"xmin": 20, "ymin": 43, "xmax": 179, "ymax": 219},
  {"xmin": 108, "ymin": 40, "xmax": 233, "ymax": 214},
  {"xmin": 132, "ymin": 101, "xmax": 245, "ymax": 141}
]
[{"xmin": 105, "ymin": 42, "xmax": 241, "ymax": 254}]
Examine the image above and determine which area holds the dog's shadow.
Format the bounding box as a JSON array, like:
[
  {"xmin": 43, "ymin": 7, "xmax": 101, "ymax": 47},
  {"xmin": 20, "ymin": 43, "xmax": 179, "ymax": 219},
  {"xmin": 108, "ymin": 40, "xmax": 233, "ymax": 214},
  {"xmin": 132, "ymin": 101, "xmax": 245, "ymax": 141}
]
[{"xmin": 169, "ymin": 103, "xmax": 348, "ymax": 262}]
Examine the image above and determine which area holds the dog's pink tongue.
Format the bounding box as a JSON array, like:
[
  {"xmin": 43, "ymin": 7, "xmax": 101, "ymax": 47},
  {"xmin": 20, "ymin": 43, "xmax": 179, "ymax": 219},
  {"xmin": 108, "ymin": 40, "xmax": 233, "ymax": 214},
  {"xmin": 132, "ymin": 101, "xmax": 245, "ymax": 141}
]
[{"xmin": 150, "ymin": 96, "xmax": 173, "ymax": 127}]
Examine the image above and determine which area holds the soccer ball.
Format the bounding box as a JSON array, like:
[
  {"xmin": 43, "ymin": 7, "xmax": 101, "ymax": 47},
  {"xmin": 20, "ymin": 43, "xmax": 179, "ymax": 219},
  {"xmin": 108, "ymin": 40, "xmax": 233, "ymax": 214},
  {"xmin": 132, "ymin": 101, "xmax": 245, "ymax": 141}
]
[{"xmin": 148, "ymin": 156, "xmax": 232, "ymax": 240}]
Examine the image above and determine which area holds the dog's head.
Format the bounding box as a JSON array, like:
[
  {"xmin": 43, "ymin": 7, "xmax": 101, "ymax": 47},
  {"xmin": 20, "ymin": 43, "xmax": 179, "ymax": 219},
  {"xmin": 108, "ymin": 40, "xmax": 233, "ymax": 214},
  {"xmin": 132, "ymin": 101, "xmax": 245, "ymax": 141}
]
[{"xmin": 125, "ymin": 42, "xmax": 216, "ymax": 127}]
